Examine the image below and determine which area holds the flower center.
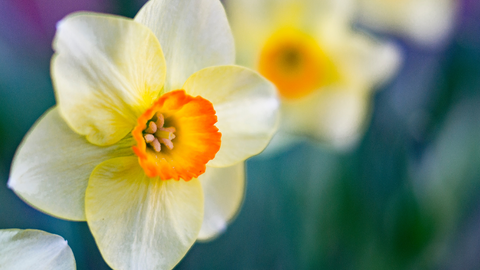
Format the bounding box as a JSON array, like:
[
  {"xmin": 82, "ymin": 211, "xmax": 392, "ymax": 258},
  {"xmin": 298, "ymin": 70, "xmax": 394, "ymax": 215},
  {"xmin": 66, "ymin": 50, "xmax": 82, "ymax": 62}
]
[
  {"xmin": 258, "ymin": 27, "xmax": 337, "ymax": 100},
  {"xmin": 132, "ymin": 90, "xmax": 221, "ymax": 181},
  {"xmin": 142, "ymin": 113, "xmax": 176, "ymax": 152}
]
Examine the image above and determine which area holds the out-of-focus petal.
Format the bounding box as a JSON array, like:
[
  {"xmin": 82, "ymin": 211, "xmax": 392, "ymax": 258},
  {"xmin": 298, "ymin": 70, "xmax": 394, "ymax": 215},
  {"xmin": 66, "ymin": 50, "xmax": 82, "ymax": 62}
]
[
  {"xmin": 8, "ymin": 108, "xmax": 134, "ymax": 221},
  {"xmin": 135, "ymin": 0, "xmax": 234, "ymax": 91},
  {"xmin": 85, "ymin": 156, "xmax": 203, "ymax": 270},
  {"xmin": 337, "ymin": 33, "xmax": 401, "ymax": 91},
  {"xmin": 356, "ymin": 0, "xmax": 457, "ymax": 46},
  {"xmin": 0, "ymin": 229, "xmax": 75, "ymax": 270},
  {"xmin": 183, "ymin": 66, "xmax": 279, "ymax": 167},
  {"xmin": 282, "ymin": 88, "xmax": 371, "ymax": 150},
  {"xmin": 315, "ymin": 18, "xmax": 402, "ymax": 91},
  {"xmin": 197, "ymin": 163, "xmax": 245, "ymax": 241},
  {"xmin": 227, "ymin": 0, "xmax": 353, "ymax": 67},
  {"xmin": 52, "ymin": 12, "xmax": 166, "ymax": 146}
]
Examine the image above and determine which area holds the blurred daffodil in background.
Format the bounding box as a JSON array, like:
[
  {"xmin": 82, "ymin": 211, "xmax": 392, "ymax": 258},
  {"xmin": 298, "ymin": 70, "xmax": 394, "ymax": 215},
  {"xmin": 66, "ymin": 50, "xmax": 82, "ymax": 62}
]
[
  {"xmin": 354, "ymin": 0, "xmax": 458, "ymax": 46},
  {"xmin": 226, "ymin": 0, "xmax": 401, "ymax": 150},
  {"xmin": 7, "ymin": 0, "xmax": 279, "ymax": 269},
  {"xmin": 0, "ymin": 229, "xmax": 76, "ymax": 270}
]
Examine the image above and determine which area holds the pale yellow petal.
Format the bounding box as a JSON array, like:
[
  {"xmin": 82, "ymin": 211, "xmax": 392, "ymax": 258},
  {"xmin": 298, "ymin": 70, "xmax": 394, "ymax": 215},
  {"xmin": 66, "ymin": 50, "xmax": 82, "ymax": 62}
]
[
  {"xmin": 85, "ymin": 157, "xmax": 203, "ymax": 270},
  {"xmin": 197, "ymin": 163, "xmax": 245, "ymax": 241},
  {"xmin": 135, "ymin": 0, "xmax": 234, "ymax": 91},
  {"xmin": 183, "ymin": 66, "xmax": 279, "ymax": 167},
  {"xmin": 282, "ymin": 88, "xmax": 371, "ymax": 150},
  {"xmin": 319, "ymin": 27, "xmax": 401, "ymax": 91},
  {"xmin": 0, "ymin": 229, "xmax": 75, "ymax": 270},
  {"xmin": 8, "ymin": 108, "xmax": 134, "ymax": 221},
  {"xmin": 52, "ymin": 12, "xmax": 166, "ymax": 146}
]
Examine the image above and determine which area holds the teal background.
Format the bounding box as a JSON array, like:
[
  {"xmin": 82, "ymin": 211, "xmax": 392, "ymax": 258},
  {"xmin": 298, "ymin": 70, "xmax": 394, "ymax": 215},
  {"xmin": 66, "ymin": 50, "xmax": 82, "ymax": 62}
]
[{"xmin": 1, "ymin": 0, "xmax": 480, "ymax": 269}]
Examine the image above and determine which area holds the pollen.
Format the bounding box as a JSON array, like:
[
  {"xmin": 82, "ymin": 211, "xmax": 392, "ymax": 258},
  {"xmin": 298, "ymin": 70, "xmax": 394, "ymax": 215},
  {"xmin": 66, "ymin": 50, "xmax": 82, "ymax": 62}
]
[
  {"xmin": 142, "ymin": 113, "xmax": 176, "ymax": 153},
  {"xmin": 258, "ymin": 27, "xmax": 338, "ymax": 100},
  {"xmin": 132, "ymin": 90, "xmax": 221, "ymax": 181}
]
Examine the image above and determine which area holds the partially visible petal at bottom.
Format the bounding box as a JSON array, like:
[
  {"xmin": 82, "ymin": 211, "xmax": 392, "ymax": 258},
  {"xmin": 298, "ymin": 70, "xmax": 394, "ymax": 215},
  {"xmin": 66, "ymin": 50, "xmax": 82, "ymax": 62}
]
[
  {"xmin": 85, "ymin": 157, "xmax": 203, "ymax": 270},
  {"xmin": 197, "ymin": 163, "xmax": 245, "ymax": 241},
  {"xmin": 0, "ymin": 229, "xmax": 75, "ymax": 270}
]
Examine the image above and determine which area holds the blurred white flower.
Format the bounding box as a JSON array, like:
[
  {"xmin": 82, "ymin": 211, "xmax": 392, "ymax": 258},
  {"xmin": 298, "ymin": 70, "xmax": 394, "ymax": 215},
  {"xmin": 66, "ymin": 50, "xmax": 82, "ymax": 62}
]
[{"xmin": 226, "ymin": 0, "xmax": 401, "ymax": 150}]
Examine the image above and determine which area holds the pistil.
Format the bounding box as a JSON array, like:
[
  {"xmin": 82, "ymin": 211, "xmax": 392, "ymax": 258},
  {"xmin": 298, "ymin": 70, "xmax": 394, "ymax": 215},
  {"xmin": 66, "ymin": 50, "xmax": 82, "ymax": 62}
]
[{"xmin": 143, "ymin": 113, "xmax": 176, "ymax": 152}]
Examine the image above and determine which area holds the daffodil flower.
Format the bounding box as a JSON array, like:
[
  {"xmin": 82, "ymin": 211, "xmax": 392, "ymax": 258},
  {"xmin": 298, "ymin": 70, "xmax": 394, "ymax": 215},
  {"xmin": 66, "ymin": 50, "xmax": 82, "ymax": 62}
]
[
  {"xmin": 8, "ymin": 0, "xmax": 279, "ymax": 269},
  {"xmin": 355, "ymin": 0, "xmax": 458, "ymax": 46},
  {"xmin": 0, "ymin": 229, "xmax": 75, "ymax": 270},
  {"xmin": 227, "ymin": 0, "xmax": 400, "ymax": 150}
]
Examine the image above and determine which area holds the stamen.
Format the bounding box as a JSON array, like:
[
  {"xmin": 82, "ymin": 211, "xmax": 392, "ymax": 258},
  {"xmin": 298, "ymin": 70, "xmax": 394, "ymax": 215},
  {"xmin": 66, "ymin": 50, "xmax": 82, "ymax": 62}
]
[
  {"xmin": 149, "ymin": 138, "xmax": 161, "ymax": 152},
  {"xmin": 144, "ymin": 134, "xmax": 155, "ymax": 143},
  {"xmin": 155, "ymin": 129, "xmax": 176, "ymax": 140},
  {"xmin": 159, "ymin": 127, "xmax": 176, "ymax": 133},
  {"xmin": 145, "ymin": 121, "xmax": 157, "ymax": 134},
  {"xmin": 142, "ymin": 112, "xmax": 176, "ymax": 153},
  {"xmin": 160, "ymin": 138, "xmax": 174, "ymax": 150},
  {"xmin": 155, "ymin": 113, "xmax": 164, "ymax": 128}
]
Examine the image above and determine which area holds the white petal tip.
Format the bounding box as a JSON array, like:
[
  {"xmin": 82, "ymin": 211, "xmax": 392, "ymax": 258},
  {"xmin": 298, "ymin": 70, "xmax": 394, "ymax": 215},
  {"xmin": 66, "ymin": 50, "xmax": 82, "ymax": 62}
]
[
  {"xmin": 7, "ymin": 178, "xmax": 15, "ymax": 189},
  {"xmin": 56, "ymin": 19, "xmax": 65, "ymax": 31}
]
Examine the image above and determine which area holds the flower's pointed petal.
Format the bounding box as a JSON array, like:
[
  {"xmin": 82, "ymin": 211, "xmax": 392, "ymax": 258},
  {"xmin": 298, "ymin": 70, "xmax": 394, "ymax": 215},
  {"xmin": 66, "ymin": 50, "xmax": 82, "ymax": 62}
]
[
  {"xmin": 135, "ymin": 0, "xmax": 234, "ymax": 91},
  {"xmin": 52, "ymin": 12, "xmax": 166, "ymax": 146},
  {"xmin": 197, "ymin": 163, "xmax": 245, "ymax": 241},
  {"xmin": 8, "ymin": 108, "xmax": 134, "ymax": 221},
  {"xmin": 183, "ymin": 66, "xmax": 279, "ymax": 167},
  {"xmin": 85, "ymin": 157, "xmax": 203, "ymax": 270},
  {"xmin": 282, "ymin": 88, "xmax": 370, "ymax": 150},
  {"xmin": 0, "ymin": 229, "xmax": 76, "ymax": 270},
  {"xmin": 323, "ymin": 29, "xmax": 402, "ymax": 91}
]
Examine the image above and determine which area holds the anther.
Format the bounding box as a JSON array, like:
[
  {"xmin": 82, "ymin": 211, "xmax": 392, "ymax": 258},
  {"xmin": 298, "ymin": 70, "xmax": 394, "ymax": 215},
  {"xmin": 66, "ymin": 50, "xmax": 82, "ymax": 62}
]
[
  {"xmin": 145, "ymin": 121, "xmax": 157, "ymax": 134},
  {"xmin": 155, "ymin": 113, "xmax": 164, "ymax": 128},
  {"xmin": 143, "ymin": 112, "xmax": 176, "ymax": 152},
  {"xmin": 160, "ymin": 127, "xmax": 176, "ymax": 133},
  {"xmin": 144, "ymin": 134, "xmax": 155, "ymax": 143},
  {"xmin": 160, "ymin": 138, "xmax": 174, "ymax": 150},
  {"xmin": 149, "ymin": 138, "xmax": 161, "ymax": 152}
]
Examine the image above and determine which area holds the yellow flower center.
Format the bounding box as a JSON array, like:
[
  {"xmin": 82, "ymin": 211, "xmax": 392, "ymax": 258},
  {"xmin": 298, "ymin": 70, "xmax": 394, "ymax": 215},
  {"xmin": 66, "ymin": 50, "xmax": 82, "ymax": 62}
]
[
  {"xmin": 132, "ymin": 90, "xmax": 221, "ymax": 181},
  {"xmin": 258, "ymin": 27, "xmax": 336, "ymax": 100}
]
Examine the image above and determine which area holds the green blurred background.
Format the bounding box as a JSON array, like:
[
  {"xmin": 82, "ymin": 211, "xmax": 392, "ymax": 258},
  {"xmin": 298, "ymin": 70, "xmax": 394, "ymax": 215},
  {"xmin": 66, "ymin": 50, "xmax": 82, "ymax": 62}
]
[{"xmin": 1, "ymin": 0, "xmax": 480, "ymax": 269}]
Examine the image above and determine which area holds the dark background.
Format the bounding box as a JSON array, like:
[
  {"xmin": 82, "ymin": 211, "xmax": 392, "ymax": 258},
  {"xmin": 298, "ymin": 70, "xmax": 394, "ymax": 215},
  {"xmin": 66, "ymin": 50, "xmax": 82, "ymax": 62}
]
[{"xmin": 1, "ymin": 0, "xmax": 480, "ymax": 269}]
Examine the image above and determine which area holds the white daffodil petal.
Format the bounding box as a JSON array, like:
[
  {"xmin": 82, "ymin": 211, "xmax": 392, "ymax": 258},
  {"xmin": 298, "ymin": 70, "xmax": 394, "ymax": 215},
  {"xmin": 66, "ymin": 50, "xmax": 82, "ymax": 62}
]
[
  {"xmin": 8, "ymin": 108, "xmax": 134, "ymax": 221},
  {"xmin": 52, "ymin": 12, "xmax": 166, "ymax": 146},
  {"xmin": 86, "ymin": 157, "xmax": 203, "ymax": 270},
  {"xmin": 0, "ymin": 229, "xmax": 75, "ymax": 270},
  {"xmin": 183, "ymin": 66, "xmax": 279, "ymax": 167},
  {"xmin": 282, "ymin": 88, "xmax": 370, "ymax": 150},
  {"xmin": 197, "ymin": 163, "xmax": 245, "ymax": 241},
  {"xmin": 330, "ymin": 31, "xmax": 401, "ymax": 91},
  {"xmin": 135, "ymin": 0, "xmax": 234, "ymax": 91}
]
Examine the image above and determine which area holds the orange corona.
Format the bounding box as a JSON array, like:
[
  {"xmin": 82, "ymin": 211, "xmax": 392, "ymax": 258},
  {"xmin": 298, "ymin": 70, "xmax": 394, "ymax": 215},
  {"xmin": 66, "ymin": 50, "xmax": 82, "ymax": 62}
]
[
  {"xmin": 132, "ymin": 90, "xmax": 221, "ymax": 180},
  {"xmin": 258, "ymin": 28, "xmax": 336, "ymax": 100}
]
